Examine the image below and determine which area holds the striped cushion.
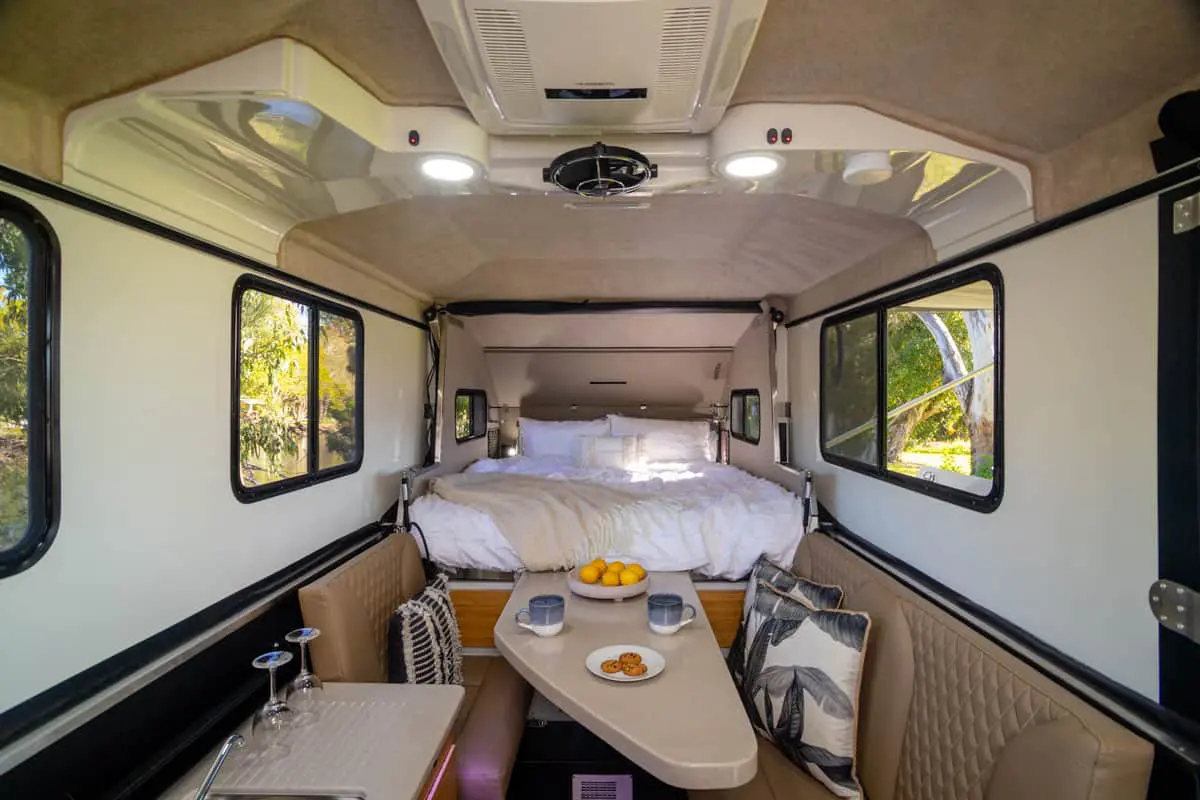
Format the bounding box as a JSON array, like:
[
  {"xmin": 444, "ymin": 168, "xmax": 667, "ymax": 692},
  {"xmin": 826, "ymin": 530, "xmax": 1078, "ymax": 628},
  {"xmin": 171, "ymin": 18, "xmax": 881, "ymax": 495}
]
[{"xmin": 386, "ymin": 574, "xmax": 464, "ymax": 685}]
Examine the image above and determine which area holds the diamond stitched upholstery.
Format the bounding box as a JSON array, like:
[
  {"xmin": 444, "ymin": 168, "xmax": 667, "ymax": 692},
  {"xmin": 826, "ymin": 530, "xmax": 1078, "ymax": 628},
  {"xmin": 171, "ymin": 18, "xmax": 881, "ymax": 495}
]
[{"xmin": 693, "ymin": 533, "xmax": 1152, "ymax": 800}]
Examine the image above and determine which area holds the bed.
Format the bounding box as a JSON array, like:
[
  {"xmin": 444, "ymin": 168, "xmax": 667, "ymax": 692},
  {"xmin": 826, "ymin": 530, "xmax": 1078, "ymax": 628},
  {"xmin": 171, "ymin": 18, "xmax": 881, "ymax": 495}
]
[{"xmin": 410, "ymin": 416, "xmax": 809, "ymax": 579}]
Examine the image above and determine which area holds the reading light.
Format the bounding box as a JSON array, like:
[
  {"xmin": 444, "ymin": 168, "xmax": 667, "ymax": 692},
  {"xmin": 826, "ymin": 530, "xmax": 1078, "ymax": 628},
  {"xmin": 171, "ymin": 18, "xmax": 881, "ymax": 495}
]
[
  {"xmin": 719, "ymin": 153, "xmax": 783, "ymax": 180},
  {"xmin": 420, "ymin": 156, "xmax": 477, "ymax": 182},
  {"xmin": 505, "ymin": 445, "xmax": 518, "ymax": 457},
  {"xmin": 843, "ymin": 151, "xmax": 893, "ymax": 186}
]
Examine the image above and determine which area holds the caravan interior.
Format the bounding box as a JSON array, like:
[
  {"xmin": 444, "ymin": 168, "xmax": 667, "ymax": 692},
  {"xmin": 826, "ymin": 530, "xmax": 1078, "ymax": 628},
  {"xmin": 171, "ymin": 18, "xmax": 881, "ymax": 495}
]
[{"xmin": 0, "ymin": 1, "xmax": 1199, "ymax": 799}]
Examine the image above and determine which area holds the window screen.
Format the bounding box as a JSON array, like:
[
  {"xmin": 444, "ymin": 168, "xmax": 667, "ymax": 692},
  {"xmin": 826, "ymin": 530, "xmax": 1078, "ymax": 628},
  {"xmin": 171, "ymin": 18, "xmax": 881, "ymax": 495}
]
[
  {"xmin": 820, "ymin": 265, "xmax": 1002, "ymax": 511},
  {"xmin": 234, "ymin": 276, "xmax": 363, "ymax": 501},
  {"xmin": 455, "ymin": 389, "xmax": 487, "ymax": 443},
  {"xmin": 730, "ymin": 389, "xmax": 761, "ymax": 444},
  {"xmin": 0, "ymin": 199, "xmax": 58, "ymax": 577}
]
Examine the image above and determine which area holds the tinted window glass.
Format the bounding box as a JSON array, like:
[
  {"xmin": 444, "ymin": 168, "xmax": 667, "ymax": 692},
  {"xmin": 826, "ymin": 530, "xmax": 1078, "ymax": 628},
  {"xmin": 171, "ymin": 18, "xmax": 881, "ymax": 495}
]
[{"xmin": 821, "ymin": 313, "xmax": 878, "ymax": 466}]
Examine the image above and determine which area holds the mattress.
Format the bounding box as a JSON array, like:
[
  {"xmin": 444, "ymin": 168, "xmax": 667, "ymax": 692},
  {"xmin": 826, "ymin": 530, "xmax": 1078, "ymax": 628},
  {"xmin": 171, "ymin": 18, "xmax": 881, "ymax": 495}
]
[{"xmin": 410, "ymin": 457, "xmax": 806, "ymax": 579}]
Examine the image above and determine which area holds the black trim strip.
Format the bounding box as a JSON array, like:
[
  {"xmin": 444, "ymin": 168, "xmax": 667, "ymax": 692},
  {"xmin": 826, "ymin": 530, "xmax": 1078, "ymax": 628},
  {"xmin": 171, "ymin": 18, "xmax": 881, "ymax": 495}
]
[
  {"xmin": 786, "ymin": 160, "xmax": 1200, "ymax": 329},
  {"xmin": 0, "ymin": 522, "xmax": 383, "ymax": 752},
  {"xmin": 816, "ymin": 512, "xmax": 1200, "ymax": 770},
  {"xmin": 442, "ymin": 299, "xmax": 764, "ymax": 317},
  {"xmin": 0, "ymin": 165, "xmax": 429, "ymax": 332}
]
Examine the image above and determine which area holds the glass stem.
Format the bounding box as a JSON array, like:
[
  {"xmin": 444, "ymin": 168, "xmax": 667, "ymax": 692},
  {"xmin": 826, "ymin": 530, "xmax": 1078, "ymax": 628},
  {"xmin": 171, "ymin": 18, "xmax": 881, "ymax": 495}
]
[
  {"xmin": 268, "ymin": 666, "xmax": 278, "ymax": 704},
  {"xmin": 300, "ymin": 642, "xmax": 309, "ymax": 676}
]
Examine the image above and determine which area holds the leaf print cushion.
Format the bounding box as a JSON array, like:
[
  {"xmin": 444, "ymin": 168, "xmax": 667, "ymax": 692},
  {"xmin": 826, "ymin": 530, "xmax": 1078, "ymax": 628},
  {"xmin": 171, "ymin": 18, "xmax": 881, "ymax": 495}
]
[{"xmin": 737, "ymin": 580, "xmax": 871, "ymax": 799}]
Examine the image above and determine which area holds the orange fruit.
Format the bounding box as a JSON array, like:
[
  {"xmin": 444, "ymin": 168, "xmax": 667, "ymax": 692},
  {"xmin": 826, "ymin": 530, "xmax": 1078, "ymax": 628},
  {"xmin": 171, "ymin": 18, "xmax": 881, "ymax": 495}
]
[
  {"xmin": 618, "ymin": 568, "xmax": 640, "ymax": 586},
  {"xmin": 579, "ymin": 565, "xmax": 601, "ymax": 584},
  {"xmin": 629, "ymin": 563, "xmax": 646, "ymax": 579},
  {"xmin": 607, "ymin": 560, "xmax": 626, "ymax": 573},
  {"xmin": 590, "ymin": 559, "xmax": 608, "ymax": 572},
  {"xmin": 600, "ymin": 571, "xmax": 621, "ymax": 587}
]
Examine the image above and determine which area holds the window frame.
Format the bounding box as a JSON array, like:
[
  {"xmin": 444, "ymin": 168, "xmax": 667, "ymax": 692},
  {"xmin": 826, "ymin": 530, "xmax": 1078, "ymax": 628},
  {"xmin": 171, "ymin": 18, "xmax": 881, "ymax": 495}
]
[
  {"xmin": 819, "ymin": 264, "xmax": 1004, "ymax": 513},
  {"xmin": 729, "ymin": 388, "xmax": 761, "ymax": 445},
  {"xmin": 0, "ymin": 194, "xmax": 60, "ymax": 579},
  {"xmin": 231, "ymin": 274, "xmax": 364, "ymax": 503},
  {"xmin": 454, "ymin": 388, "xmax": 488, "ymax": 444}
]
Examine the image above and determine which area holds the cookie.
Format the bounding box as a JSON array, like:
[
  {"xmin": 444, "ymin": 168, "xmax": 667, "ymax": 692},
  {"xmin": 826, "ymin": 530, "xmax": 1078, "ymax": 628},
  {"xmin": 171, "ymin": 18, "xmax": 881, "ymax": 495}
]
[
  {"xmin": 621, "ymin": 662, "xmax": 648, "ymax": 676},
  {"xmin": 601, "ymin": 659, "xmax": 622, "ymax": 673},
  {"xmin": 618, "ymin": 652, "xmax": 642, "ymax": 665}
]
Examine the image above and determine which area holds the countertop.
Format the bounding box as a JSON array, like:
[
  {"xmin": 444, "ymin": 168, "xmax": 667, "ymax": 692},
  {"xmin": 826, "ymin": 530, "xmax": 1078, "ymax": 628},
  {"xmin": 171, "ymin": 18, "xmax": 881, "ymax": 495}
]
[
  {"xmin": 162, "ymin": 682, "xmax": 463, "ymax": 800},
  {"xmin": 494, "ymin": 572, "xmax": 758, "ymax": 791}
]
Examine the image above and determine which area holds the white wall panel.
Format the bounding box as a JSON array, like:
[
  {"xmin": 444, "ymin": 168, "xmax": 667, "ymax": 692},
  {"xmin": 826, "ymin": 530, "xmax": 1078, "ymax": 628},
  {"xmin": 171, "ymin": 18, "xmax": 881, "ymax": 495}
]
[
  {"xmin": 0, "ymin": 185, "xmax": 426, "ymax": 714},
  {"xmin": 789, "ymin": 198, "xmax": 1160, "ymax": 698}
]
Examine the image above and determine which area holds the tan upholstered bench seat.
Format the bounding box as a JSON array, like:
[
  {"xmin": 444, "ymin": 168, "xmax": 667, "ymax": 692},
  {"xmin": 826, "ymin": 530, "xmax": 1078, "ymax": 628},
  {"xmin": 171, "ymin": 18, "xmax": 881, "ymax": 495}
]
[
  {"xmin": 298, "ymin": 533, "xmax": 532, "ymax": 800},
  {"xmin": 692, "ymin": 532, "xmax": 1153, "ymax": 800}
]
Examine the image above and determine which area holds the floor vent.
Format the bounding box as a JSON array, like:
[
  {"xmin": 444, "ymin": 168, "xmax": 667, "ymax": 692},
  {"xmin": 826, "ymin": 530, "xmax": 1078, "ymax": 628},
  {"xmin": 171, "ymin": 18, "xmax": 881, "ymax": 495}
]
[{"xmin": 572, "ymin": 773, "xmax": 633, "ymax": 800}]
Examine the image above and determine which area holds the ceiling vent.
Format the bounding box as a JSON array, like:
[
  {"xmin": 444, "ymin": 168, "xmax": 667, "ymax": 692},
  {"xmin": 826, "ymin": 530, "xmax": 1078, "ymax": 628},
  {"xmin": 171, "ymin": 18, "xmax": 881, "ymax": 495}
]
[
  {"xmin": 416, "ymin": 0, "xmax": 767, "ymax": 135},
  {"xmin": 543, "ymin": 142, "xmax": 658, "ymax": 197}
]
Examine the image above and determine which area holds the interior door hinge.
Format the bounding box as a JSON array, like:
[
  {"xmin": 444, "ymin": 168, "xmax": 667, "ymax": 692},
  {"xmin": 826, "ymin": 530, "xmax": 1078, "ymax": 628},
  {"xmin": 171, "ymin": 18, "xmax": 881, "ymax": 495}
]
[
  {"xmin": 1174, "ymin": 191, "xmax": 1200, "ymax": 234},
  {"xmin": 1150, "ymin": 579, "xmax": 1200, "ymax": 642}
]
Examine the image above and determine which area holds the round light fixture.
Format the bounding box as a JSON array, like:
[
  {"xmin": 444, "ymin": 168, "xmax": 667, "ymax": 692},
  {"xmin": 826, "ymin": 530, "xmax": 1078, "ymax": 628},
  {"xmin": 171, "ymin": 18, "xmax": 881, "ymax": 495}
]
[
  {"xmin": 719, "ymin": 153, "xmax": 783, "ymax": 180},
  {"xmin": 842, "ymin": 151, "xmax": 893, "ymax": 186},
  {"xmin": 420, "ymin": 156, "xmax": 477, "ymax": 182}
]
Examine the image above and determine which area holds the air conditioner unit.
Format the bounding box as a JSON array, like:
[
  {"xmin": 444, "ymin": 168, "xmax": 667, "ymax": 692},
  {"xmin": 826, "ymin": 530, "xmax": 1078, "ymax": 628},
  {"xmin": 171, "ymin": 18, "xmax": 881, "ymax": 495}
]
[{"xmin": 416, "ymin": 0, "xmax": 768, "ymax": 135}]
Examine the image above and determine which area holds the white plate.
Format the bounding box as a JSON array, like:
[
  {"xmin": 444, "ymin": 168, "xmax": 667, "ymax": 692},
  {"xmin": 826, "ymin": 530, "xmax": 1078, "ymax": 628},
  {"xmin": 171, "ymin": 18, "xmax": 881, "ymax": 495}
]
[
  {"xmin": 567, "ymin": 566, "xmax": 648, "ymax": 601},
  {"xmin": 586, "ymin": 645, "xmax": 666, "ymax": 683}
]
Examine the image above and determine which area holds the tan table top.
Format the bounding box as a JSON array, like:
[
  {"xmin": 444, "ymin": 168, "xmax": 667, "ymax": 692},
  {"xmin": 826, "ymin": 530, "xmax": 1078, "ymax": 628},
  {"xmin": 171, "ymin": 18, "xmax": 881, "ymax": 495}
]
[
  {"xmin": 160, "ymin": 682, "xmax": 463, "ymax": 800},
  {"xmin": 495, "ymin": 571, "xmax": 758, "ymax": 790}
]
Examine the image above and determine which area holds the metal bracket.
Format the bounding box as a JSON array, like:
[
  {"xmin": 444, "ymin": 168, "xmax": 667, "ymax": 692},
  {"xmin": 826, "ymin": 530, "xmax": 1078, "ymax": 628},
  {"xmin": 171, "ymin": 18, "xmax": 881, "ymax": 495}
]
[
  {"xmin": 1149, "ymin": 579, "xmax": 1200, "ymax": 643},
  {"xmin": 1174, "ymin": 191, "xmax": 1200, "ymax": 234}
]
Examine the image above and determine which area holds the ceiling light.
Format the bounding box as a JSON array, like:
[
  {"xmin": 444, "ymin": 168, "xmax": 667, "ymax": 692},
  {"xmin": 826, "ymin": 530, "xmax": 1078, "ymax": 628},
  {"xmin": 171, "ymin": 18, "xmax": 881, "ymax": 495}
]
[
  {"xmin": 420, "ymin": 156, "xmax": 477, "ymax": 182},
  {"xmin": 719, "ymin": 153, "xmax": 782, "ymax": 180},
  {"xmin": 843, "ymin": 151, "xmax": 893, "ymax": 186}
]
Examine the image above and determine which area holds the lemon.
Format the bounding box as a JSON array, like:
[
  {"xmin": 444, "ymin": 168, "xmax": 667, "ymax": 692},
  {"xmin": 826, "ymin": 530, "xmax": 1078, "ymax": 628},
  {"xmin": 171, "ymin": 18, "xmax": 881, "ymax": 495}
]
[
  {"xmin": 590, "ymin": 558, "xmax": 608, "ymax": 572},
  {"xmin": 607, "ymin": 560, "xmax": 626, "ymax": 573},
  {"xmin": 629, "ymin": 563, "xmax": 646, "ymax": 579},
  {"xmin": 579, "ymin": 564, "xmax": 601, "ymax": 584},
  {"xmin": 618, "ymin": 568, "xmax": 640, "ymax": 586},
  {"xmin": 600, "ymin": 571, "xmax": 621, "ymax": 587}
]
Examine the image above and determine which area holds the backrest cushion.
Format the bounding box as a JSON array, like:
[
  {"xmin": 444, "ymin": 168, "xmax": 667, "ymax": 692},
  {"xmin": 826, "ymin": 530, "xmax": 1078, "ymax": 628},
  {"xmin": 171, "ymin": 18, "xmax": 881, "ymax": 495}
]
[
  {"xmin": 298, "ymin": 533, "xmax": 427, "ymax": 683},
  {"xmin": 737, "ymin": 581, "xmax": 872, "ymax": 799},
  {"xmin": 745, "ymin": 554, "xmax": 845, "ymax": 617},
  {"xmin": 793, "ymin": 533, "xmax": 1152, "ymax": 800},
  {"xmin": 387, "ymin": 573, "xmax": 465, "ymax": 685}
]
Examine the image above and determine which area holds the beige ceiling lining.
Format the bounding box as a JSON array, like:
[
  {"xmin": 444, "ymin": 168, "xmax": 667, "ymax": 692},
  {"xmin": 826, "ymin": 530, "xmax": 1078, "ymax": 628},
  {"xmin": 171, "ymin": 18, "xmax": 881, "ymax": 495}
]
[
  {"xmin": 462, "ymin": 312, "xmax": 760, "ymax": 349},
  {"xmin": 288, "ymin": 193, "xmax": 929, "ymax": 302}
]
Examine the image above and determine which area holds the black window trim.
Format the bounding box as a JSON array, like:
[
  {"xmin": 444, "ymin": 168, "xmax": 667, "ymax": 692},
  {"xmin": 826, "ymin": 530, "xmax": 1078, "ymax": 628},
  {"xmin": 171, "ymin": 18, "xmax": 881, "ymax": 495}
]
[
  {"xmin": 819, "ymin": 263, "xmax": 1004, "ymax": 513},
  {"xmin": 454, "ymin": 388, "xmax": 488, "ymax": 444},
  {"xmin": 231, "ymin": 274, "xmax": 365, "ymax": 503},
  {"xmin": 0, "ymin": 193, "xmax": 60, "ymax": 578},
  {"xmin": 729, "ymin": 388, "xmax": 761, "ymax": 445}
]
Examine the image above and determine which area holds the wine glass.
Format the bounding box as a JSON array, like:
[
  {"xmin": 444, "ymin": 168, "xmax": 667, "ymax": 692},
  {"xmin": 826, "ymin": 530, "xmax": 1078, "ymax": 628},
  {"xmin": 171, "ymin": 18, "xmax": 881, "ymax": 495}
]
[
  {"xmin": 284, "ymin": 627, "xmax": 323, "ymax": 725},
  {"xmin": 249, "ymin": 650, "xmax": 294, "ymax": 761}
]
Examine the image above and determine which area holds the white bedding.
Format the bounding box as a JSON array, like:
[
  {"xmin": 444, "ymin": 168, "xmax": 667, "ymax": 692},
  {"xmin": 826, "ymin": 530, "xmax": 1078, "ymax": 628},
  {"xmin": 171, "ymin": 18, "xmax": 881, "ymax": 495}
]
[{"xmin": 411, "ymin": 457, "xmax": 806, "ymax": 578}]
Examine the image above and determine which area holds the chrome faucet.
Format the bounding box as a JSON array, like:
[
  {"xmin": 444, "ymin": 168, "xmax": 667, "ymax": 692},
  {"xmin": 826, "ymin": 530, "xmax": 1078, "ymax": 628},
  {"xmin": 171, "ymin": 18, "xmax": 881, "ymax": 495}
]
[{"xmin": 194, "ymin": 733, "xmax": 245, "ymax": 800}]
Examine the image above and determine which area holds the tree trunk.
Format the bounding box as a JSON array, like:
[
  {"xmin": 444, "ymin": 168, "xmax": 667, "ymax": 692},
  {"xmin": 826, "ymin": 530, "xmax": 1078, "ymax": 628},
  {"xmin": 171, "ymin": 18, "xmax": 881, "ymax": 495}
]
[{"xmin": 886, "ymin": 401, "xmax": 927, "ymax": 463}]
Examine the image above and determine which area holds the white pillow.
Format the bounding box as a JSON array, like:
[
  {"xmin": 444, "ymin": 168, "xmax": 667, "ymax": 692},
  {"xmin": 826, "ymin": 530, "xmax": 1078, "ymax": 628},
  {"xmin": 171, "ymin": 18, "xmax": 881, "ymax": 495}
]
[
  {"xmin": 578, "ymin": 434, "xmax": 641, "ymax": 469},
  {"xmin": 608, "ymin": 415, "xmax": 714, "ymax": 462},
  {"xmin": 518, "ymin": 417, "xmax": 609, "ymax": 461}
]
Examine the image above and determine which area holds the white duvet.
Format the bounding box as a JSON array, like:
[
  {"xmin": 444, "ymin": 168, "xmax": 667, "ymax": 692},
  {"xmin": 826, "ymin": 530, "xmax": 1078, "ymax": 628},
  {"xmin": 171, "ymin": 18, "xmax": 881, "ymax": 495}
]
[{"xmin": 411, "ymin": 457, "xmax": 806, "ymax": 578}]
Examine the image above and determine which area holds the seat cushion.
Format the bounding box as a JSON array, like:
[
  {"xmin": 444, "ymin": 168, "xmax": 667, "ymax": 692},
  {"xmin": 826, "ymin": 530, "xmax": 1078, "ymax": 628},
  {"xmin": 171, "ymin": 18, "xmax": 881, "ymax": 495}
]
[
  {"xmin": 456, "ymin": 656, "xmax": 534, "ymax": 800},
  {"xmin": 689, "ymin": 736, "xmax": 834, "ymax": 800}
]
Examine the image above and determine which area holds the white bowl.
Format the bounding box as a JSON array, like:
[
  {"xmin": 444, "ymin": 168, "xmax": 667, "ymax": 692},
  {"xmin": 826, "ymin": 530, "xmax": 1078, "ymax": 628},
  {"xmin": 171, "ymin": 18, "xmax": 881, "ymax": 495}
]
[{"xmin": 567, "ymin": 566, "xmax": 648, "ymax": 600}]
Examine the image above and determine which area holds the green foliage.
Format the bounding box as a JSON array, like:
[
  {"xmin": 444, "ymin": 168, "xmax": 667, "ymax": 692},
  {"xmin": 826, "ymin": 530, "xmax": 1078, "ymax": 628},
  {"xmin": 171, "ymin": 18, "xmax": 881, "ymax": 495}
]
[
  {"xmin": 455, "ymin": 393, "xmax": 471, "ymax": 440},
  {"xmin": 0, "ymin": 220, "xmax": 30, "ymax": 546},
  {"xmin": 886, "ymin": 310, "xmax": 971, "ymax": 445},
  {"xmin": 973, "ymin": 453, "xmax": 995, "ymax": 480}
]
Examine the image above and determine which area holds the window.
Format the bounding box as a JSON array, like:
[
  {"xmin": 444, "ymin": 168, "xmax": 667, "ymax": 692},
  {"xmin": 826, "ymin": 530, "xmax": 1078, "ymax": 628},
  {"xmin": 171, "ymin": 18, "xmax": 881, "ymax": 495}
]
[
  {"xmin": 820, "ymin": 265, "xmax": 1002, "ymax": 511},
  {"xmin": 233, "ymin": 276, "xmax": 363, "ymax": 501},
  {"xmin": 730, "ymin": 389, "xmax": 761, "ymax": 444},
  {"xmin": 0, "ymin": 197, "xmax": 58, "ymax": 578},
  {"xmin": 455, "ymin": 389, "xmax": 487, "ymax": 443}
]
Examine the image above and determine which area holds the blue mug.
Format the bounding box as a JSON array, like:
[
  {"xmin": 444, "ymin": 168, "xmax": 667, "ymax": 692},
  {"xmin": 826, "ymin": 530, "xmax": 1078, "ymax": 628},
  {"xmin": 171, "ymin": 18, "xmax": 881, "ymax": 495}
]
[
  {"xmin": 647, "ymin": 593, "xmax": 697, "ymax": 635},
  {"xmin": 515, "ymin": 594, "xmax": 565, "ymax": 637}
]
